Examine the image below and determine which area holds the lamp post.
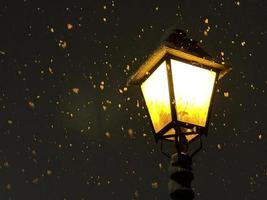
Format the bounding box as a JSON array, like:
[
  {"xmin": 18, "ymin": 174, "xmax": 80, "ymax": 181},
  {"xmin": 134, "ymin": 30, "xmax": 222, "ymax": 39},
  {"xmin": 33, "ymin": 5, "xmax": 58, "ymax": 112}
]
[{"xmin": 127, "ymin": 28, "xmax": 230, "ymax": 199}]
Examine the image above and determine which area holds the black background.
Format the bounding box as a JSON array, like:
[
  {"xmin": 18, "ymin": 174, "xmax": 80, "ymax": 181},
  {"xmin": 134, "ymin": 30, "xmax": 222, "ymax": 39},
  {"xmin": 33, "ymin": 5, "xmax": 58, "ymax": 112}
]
[{"xmin": 0, "ymin": 0, "xmax": 266, "ymax": 199}]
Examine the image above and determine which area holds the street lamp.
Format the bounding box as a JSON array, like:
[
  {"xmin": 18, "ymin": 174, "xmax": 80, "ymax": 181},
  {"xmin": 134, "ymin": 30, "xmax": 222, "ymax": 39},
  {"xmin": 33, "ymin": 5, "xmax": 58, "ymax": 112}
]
[{"xmin": 128, "ymin": 29, "xmax": 230, "ymax": 199}]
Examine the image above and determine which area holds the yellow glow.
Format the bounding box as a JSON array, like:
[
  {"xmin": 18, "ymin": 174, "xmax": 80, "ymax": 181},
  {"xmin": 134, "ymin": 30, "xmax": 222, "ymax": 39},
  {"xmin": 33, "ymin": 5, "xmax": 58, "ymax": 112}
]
[
  {"xmin": 141, "ymin": 61, "xmax": 171, "ymax": 133},
  {"xmin": 171, "ymin": 59, "xmax": 216, "ymax": 127},
  {"xmin": 181, "ymin": 127, "xmax": 198, "ymax": 142},
  {"xmin": 163, "ymin": 128, "xmax": 175, "ymax": 141},
  {"xmin": 163, "ymin": 128, "xmax": 198, "ymax": 142},
  {"xmin": 185, "ymin": 134, "xmax": 198, "ymax": 141}
]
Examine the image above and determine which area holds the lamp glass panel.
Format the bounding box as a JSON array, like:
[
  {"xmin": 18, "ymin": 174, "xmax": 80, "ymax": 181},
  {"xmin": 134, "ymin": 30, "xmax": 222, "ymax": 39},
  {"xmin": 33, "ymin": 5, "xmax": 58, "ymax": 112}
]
[
  {"xmin": 171, "ymin": 59, "xmax": 216, "ymax": 127},
  {"xmin": 141, "ymin": 61, "xmax": 172, "ymax": 133}
]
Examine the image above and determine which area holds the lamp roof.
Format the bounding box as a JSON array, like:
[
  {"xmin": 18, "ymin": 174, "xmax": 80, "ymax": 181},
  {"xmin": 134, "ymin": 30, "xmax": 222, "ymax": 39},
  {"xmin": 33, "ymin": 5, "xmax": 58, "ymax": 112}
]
[{"xmin": 128, "ymin": 29, "xmax": 231, "ymax": 85}]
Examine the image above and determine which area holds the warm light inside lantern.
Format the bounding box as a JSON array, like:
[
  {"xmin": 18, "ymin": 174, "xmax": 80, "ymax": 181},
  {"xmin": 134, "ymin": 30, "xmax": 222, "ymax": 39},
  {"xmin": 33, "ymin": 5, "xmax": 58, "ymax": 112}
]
[
  {"xmin": 140, "ymin": 58, "xmax": 217, "ymax": 141},
  {"xmin": 171, "ymin": 59, "xmax": 216, "ymax": 127},
  {"xmin": 141, "ymin": 61, "xmax": 171, "ymax": 133}
]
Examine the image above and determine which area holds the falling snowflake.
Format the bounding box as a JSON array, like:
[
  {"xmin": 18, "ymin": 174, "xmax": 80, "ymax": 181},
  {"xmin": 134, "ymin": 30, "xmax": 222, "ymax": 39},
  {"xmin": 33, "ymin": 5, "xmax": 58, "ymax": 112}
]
[
  {"xmin": 58, "ymin": 40, "xmax": 67, "ymax": 48},
  {"xmin": 66, "ymin": 23, "xmax": 73, "ymax": 30},
  {"xmin": 72, "ymin": 88, "xmax": 80, "ymax": 94},
  {"xmin": 224, "ymin": 92, "xmax": 229, "ymax": 97}
]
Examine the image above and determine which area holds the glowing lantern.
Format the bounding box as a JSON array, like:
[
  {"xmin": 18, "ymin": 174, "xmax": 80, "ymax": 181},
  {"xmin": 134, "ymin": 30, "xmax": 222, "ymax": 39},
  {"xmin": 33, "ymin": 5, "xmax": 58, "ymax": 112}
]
[{"xmin": 128, "ymin": 29, "xmax": 230, "ymax": 150}]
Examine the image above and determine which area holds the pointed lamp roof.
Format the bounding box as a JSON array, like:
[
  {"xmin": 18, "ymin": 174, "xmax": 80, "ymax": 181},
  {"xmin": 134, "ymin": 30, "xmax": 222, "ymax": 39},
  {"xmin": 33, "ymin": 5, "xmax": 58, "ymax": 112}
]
[{"xmin": 128, "ymin": 28, "xmax": 231, "ymax": 85}]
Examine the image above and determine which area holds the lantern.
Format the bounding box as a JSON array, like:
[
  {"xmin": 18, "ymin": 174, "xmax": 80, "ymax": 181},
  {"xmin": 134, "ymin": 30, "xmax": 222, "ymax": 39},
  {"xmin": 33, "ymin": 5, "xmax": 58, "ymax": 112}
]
[{"xmin": 128, "ymin": 29, "xmax": 230, "ymax": 149}]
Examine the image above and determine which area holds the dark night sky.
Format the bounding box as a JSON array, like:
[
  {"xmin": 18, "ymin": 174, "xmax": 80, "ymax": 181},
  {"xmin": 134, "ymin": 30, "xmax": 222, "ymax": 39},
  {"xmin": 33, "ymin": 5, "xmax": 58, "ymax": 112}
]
[{"xmin": 0, "ymin": 0, "xmax": 266, "ymax": 199}]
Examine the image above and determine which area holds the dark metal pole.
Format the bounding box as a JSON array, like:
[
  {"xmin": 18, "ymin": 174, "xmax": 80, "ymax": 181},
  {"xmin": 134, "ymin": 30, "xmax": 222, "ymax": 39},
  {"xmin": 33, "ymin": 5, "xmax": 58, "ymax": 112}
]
[{"xmin": 168, "ymin": 153, "xmax": 194, "ymax": 200}]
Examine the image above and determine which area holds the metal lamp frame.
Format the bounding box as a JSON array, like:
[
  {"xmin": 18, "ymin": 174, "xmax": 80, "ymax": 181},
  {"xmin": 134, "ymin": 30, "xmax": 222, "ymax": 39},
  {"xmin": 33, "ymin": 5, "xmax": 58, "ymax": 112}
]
[{"xmin": 139, "ymin": 53, "xmax": 220, "ymax": 155}]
